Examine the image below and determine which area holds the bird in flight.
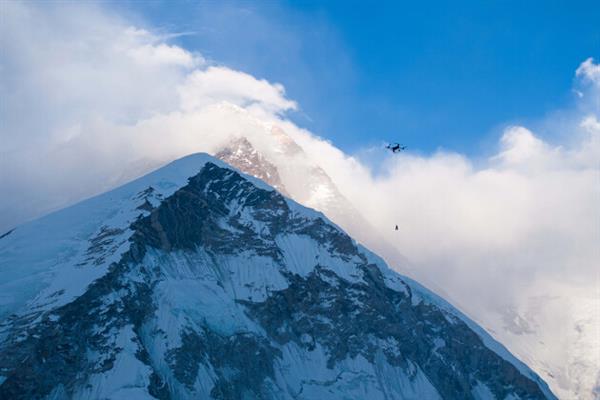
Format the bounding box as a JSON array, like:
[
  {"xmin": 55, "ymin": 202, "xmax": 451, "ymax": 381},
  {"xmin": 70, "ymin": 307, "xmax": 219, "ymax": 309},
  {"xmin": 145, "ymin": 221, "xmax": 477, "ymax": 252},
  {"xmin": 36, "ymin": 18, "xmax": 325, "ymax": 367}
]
[{"xmin": 385, "ymin": 143, "xmax": 407, "ymax": 153}]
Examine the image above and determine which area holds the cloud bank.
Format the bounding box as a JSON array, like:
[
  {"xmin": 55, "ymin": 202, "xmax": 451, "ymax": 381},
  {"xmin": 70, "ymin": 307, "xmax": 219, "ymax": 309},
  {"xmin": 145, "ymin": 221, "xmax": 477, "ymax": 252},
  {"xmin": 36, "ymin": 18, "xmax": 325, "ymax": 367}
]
[{"xmin": 1, "ymin": 3, "xmax": 598, "ymax": 398}]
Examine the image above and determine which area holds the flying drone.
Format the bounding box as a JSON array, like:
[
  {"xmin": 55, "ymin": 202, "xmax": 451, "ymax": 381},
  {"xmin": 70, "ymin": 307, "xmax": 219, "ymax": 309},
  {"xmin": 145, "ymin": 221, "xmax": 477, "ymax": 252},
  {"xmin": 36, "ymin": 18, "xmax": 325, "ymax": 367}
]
[{"xmin": 385, "ymin": 143, "xmax": 407, "ymax": 153}]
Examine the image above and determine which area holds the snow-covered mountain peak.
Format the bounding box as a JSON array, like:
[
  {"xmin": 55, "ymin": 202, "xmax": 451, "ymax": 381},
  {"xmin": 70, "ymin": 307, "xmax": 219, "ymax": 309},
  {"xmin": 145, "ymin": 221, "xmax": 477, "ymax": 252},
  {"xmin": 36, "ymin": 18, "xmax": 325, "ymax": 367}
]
[
  {"xmin": 0, "ymin": 153, "xmax": 556, "ymax": 399},
  {"xmin": 216, "ymin": 137, "xmax": 289, "ymax": 196}
]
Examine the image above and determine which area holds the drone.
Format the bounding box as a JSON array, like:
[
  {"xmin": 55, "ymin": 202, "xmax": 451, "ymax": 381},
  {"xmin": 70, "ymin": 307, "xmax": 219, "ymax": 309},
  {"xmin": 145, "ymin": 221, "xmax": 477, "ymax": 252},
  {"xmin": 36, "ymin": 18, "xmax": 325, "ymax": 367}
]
[{"xmin": 385, "ymin": 143, "xmax": 407, "ymax": 153}]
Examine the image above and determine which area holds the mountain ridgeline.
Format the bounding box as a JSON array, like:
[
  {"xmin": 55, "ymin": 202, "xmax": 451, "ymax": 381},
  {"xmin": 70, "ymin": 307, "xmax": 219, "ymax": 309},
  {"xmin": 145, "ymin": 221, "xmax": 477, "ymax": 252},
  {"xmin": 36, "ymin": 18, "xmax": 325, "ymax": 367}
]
[{"xmin": 0, "ymin": 154, "xmax": 556, "ymax": 399}]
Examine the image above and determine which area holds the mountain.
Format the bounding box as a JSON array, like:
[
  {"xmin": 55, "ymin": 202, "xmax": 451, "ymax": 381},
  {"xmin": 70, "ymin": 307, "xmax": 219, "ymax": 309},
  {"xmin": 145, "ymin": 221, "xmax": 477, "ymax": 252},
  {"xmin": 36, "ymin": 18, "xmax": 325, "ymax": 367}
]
[{"xmin": 0, "ymin": 154, "xmax": 556, "ymax": 399}]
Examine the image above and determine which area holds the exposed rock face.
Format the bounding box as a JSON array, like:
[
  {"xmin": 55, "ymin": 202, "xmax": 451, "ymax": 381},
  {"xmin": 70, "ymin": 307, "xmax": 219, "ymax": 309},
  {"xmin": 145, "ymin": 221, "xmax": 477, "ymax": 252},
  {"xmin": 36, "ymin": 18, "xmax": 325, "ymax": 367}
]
[
  {"xmin": 216, "ymin": 137, "xmax": 289, "ymax": 196},
  {"xmin": 0, "ymin": 155, "xmax": 555, "ymax": 399},
  {"xmin": 215, "ymin": 133, "xmax": 355, "ymax": 227}
]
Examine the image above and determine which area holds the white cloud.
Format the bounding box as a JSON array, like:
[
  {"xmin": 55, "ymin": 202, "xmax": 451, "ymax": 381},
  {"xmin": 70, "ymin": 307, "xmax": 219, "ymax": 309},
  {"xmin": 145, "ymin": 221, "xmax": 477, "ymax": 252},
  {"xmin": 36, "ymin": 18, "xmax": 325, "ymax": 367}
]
[
  {"xmin": 495, "ymin": 126, "xmax": 554, "ymax": 166},
  {"xmin": 0, "ymin": 2, "xmax": 294, "ymax": 228},
  {"xmin": 0, "ymin": 3, "xmax": 598, "ymax": 398},
  {"xmin": 576, "ymin": 57, "xmax": 600, "ymax": 85},
  {"xmin": 179, "ymin": 67, "xmax": 296, "ymax": 114},
  {"xmin": 127, "ymin": 42, "xmax": 201, "ymax": 68}
]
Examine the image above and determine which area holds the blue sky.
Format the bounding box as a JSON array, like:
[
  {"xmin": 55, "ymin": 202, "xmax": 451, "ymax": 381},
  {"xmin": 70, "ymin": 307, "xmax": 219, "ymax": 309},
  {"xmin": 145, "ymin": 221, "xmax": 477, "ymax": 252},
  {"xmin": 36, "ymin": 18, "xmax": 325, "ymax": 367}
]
[{"xmin": 117, "ymin": 0, "xmax": 600, "ymax": 155}]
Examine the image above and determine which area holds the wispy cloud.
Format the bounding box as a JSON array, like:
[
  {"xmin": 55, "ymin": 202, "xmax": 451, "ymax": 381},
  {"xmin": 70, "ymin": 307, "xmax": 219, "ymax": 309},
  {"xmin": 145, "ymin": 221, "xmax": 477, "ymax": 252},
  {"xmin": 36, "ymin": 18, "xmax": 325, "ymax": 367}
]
[{"xmin": 577, "ymin": 57, "xmax": 600, "ymax": 84}]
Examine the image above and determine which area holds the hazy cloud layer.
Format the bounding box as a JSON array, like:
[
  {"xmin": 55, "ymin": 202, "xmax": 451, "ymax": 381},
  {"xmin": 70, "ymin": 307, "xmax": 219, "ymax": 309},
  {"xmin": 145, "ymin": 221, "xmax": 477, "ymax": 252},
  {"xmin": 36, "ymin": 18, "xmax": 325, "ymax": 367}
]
[
  {"xmin": 1, "ymin": 3, "xmax": 598, "ymax": 398},
  {"xmin": 0, "ymin": 2, "xmax": 295, "ymax": 228}
]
